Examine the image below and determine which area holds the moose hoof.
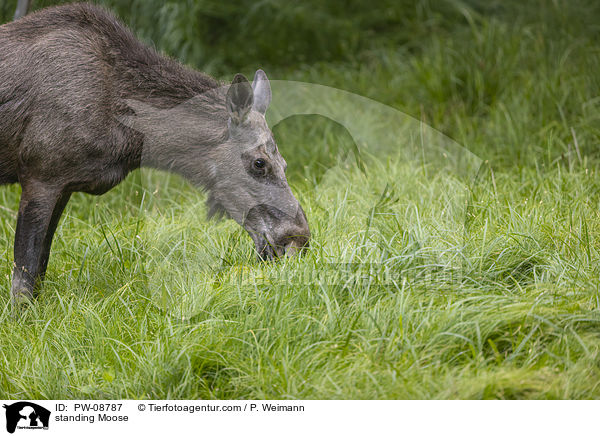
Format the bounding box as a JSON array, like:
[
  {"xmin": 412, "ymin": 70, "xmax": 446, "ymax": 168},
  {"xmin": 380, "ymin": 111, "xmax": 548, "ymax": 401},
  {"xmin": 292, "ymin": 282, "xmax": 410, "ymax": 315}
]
[{"xmin": 11, "ymin": 278, "xmax": 35, "ymax": 307}]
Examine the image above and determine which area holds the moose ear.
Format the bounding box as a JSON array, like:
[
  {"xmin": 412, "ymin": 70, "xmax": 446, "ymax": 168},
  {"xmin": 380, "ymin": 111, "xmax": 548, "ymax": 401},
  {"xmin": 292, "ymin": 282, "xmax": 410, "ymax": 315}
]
[
  {"xmin": 226, "ymin": 74, "xmax": 254, "ymax": 124},
  {"xmin": 252, "ymin": 69, "xmax": 271, "ymax": 115}
]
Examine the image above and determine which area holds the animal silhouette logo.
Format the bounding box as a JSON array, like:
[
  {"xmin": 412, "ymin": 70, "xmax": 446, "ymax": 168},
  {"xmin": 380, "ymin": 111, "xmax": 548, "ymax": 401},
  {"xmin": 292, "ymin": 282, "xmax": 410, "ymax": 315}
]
[{"xmin": 2, "ymin": 402, "xmax": 50, "ymax": 433}]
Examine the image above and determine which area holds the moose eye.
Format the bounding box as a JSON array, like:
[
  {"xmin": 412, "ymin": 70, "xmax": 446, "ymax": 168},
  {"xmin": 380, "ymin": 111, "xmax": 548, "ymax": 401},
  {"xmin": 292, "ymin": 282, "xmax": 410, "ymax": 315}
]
[{"xmin": 253, "ymin": 159, "xmax": 266, "ymax": 170}]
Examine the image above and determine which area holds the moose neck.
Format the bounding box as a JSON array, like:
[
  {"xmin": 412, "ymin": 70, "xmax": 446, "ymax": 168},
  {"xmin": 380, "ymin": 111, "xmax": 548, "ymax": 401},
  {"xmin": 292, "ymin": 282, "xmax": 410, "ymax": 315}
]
[{"xmin": 118, "ymin": 53, "xmax": 229, "ymax": 190}]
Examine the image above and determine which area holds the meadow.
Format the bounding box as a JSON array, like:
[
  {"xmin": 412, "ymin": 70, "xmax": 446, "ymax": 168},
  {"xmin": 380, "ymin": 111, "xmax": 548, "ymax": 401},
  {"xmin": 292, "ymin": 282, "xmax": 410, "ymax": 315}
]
[{"xmin": 0, "ymin": 0, "xmax": 599, "ymax": 399}]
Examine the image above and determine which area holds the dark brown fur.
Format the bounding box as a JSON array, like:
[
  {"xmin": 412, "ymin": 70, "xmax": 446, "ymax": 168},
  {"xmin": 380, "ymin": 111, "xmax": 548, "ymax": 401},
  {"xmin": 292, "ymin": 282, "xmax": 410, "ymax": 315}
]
[{"xmin": 0, "ymin": 3, "xmax": 221, "ymax": 190}]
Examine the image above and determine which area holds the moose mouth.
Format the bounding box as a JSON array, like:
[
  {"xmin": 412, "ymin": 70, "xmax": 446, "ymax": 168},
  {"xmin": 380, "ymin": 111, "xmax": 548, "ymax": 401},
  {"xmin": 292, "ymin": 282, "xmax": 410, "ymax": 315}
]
[
  {"xmin": 253, "ymin": 233, "xmax": 282, "ymax": 260},
  {"xmin": 249, "ymin": 231, "xmax": 309, "ymax": 260},
  {"xmin": 244, "ymin": 204, "xmax": 310, "ymax": 260},
  {"xmin": 251, "ymin": 232, "xmax": 309, "ymax": 260}
]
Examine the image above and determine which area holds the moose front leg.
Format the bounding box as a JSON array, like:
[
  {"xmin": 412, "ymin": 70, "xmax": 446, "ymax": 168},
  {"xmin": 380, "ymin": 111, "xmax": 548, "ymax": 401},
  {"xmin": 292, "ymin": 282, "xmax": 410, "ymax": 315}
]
[
  {"xmin": 11, "ymin": 181, "xmax": 68, "ymax": 304},
  {"xmin": 38, "ymin": 192, "xmax": 71, "ymax": 283}
]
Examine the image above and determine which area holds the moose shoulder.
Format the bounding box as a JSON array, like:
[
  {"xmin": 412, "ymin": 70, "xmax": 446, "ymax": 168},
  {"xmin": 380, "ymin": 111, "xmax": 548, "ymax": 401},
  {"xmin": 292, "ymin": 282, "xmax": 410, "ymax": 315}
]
[{"xmin": 0, "ymin": 3, "xmax": 309, "ymax": 304}]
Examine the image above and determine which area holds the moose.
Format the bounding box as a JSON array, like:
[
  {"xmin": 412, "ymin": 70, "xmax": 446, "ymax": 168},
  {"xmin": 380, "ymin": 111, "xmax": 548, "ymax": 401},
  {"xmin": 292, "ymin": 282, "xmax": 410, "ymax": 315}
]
[{"xmin": 0, "ymin": 3, "xmax": 310, "ymax": 304}]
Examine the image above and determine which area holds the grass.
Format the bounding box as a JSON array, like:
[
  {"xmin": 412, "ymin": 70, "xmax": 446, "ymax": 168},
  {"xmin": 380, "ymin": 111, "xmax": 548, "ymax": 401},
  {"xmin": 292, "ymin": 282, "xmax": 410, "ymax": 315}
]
[{"xmin": 1, "ymin": 0, "xmax": 600, "ymax": 399}]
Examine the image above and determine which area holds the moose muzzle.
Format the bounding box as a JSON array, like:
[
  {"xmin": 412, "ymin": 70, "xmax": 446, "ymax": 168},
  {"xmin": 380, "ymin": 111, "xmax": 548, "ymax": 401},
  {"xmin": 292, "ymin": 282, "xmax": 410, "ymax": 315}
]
[{"xmin": 245, "ymin": 203, "xmax": 310, "ymax": 260}]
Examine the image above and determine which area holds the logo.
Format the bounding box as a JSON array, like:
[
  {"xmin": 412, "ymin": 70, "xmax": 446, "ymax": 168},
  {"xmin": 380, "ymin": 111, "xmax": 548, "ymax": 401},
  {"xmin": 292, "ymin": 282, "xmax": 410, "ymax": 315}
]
[{"xmin": 2, "ymin": 402, "xmax": 50, "ymax": 434}]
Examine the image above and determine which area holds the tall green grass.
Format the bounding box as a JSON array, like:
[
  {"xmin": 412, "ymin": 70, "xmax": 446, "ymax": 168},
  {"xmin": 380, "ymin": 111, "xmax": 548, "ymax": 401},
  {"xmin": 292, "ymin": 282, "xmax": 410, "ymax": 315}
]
[
  {"xmin": 0, "ymin": 0, "xmax": 599, "ymax": 398},
  {"xmin": 1, "ymin": 159, "xmax": 600, "ymax": 399}
]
